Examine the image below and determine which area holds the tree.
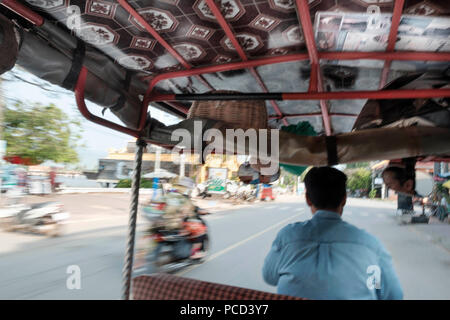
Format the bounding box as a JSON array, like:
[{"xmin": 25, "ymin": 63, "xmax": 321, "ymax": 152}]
[
  {"xmin": 347, "ymin": 168, "xmax": 372, "ymax": 193},
  {"xmin": 346, "ymin": 162, "xmax": 370, "ymax": 169},
  {"xmin": 3, "ymin": 101, "xmax": 82, "ymax": 164}
]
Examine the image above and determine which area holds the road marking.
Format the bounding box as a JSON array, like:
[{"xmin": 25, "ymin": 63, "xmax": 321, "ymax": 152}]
[
  {"xmin": 90, "ymin": 205, "xmax": 111, "ymax": 210},
  {"xmin": 296, "ymin": 208, "xmax": 305, "ymax": 213},
  {"xmin": 177, "ymin": 212, "xmax": 302, "ymax": 276},
  {"xmin": 361, "ymin": 212, "xmax": 369, "ymax": 217},
  {"xmin": 66, "ymin": 216, "xmax": 124, "ymax": 224}
]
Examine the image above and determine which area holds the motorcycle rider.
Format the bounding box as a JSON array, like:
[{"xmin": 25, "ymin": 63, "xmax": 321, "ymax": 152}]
[{"xmin": 152, "ymin": 177, "xmax": 208, "ymax": 260}]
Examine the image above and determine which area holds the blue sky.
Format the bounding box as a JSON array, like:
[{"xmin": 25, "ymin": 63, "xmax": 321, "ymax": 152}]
[{"xmin": 1, "ymin": 67, "xmax": 181, "ymax": 169}]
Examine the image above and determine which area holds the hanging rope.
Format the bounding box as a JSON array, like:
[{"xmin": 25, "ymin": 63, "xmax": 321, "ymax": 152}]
[{"xmin": 122, "ymin": 138, "xmax": 147, "ymax": 300}]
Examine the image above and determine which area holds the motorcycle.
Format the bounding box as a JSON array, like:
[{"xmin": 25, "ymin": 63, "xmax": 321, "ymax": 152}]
[
  {"xmin": 135, "ymin": 203, "xmax": 210, "ymax": 275},
  {"xmin": 0, "ymin": 201, "xmax": 70, "ymax": 236}
]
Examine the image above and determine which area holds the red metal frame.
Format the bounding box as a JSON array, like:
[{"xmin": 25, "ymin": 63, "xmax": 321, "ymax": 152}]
[
  {"xmin": 295, "ymin": 0, "xmax": 332, "ymax": 135},
  {"xmin": 270, "ymin": 113, "xmax": 357, "ymax": 119},
  {"xmin": 75, "ymin": 66, "xmax": 177, "ymax": 149},
  {"xmin": 379, "ymin": 0, "xmax": 405, "ymax": 89},
  {"xmin": 149, "ymin": 89, "xmax": 450, "ymax": 101},
  {"xmin": 75, "ymin": 67, "xmax": 140, "ymax": 138},
  {"xmin": 2, "ymin": 0, "xmax": 450, "ymax": 142},
  {"xmin": 0, "ymin": 0, "xmax": 44, "ymax": 26}
]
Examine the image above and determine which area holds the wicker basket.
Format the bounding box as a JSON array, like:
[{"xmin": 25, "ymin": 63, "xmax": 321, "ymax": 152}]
[{"xmin": 187, "ymin": 90, "xmax": 268, "ymax": 129}]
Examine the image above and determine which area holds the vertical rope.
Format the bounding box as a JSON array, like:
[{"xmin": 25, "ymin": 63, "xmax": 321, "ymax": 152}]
[{"xmin": 122, "ymin": 138, "xmax": 146, "ymax": 300}]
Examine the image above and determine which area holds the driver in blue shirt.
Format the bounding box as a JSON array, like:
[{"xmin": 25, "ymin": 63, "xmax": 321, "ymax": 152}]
[{"xmin": 263, "ymin": 166, "xmax": 403, "ymax": 300}]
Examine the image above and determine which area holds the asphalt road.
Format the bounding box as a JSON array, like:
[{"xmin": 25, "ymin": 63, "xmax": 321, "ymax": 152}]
[{"xmin": 0, "ymin": 193, "xmax": 449, "ymax": 300}]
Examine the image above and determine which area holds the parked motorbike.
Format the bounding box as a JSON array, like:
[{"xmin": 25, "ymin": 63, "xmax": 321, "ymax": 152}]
[
  {"xmin": 0, "ymin": 201, "xmax": 69, "ymax": 236},
  {"xmin": 194, "ymin": 182, "xmax": 212, "ymax": 199},
  {"xmin": 223, "ymin": 181, "xmax": 239, "ymax": 200},
  {"xmin": 236, "ymin": 184, "xmax": 257, "ymax": 202}
]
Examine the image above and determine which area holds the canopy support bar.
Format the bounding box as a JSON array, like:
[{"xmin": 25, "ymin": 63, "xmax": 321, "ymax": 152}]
[
  {"xmin": 379, "ymin": 0, "xmax": 405, "ymax": 89},
  {"xmin": 75, "ymin": 67, "xmax": 141, "ymax": 138},
  {"xmin": 296, "ymin": 0, "xmax": 332, "ymax": 135},
  {"xmin": 150, "ymin": 89, "xmax": 450, "ymax": 101},
  {"xmin": 0, "ymin": 0, "xmax": 44, "ymax": 26},
  {"xmin": 122, "ymin": 138, "xmax": 146, "ymax": 300},
  {"xmin": 270, "ymin": 113, "xmax": 358, "ymax": 119}
]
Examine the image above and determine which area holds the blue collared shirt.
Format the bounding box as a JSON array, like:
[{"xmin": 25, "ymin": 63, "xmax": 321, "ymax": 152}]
[{"xmin": 263, "ymin": 210, "xmax": 403, "ymax": 300}]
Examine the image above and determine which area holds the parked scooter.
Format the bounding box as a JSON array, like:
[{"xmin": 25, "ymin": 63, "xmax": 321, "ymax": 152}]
[
  {"xmin": 236, "ymin": 184, "xmax": 257, "ymax": 202},
  {"xmin": 195, "ymin": 182, "xmax": 212, "ymax": 199},
  {"xmin": 223, "ymin": 181, "xmax": 239, "ymax": 199},
  {"xmin": 0, "ymin": 201, "xmax": 69, "ymax": 236}
]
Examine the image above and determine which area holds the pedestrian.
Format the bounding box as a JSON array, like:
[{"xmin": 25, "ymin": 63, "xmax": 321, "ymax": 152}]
[{"xmin": 262, "ymin": 166, "xmax": 403, "ymax": 300}]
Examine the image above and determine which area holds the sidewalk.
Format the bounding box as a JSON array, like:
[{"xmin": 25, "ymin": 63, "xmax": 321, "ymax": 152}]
[{"xmin": 191, "ymin": 194, "xmax": 303, "ymax": 213}]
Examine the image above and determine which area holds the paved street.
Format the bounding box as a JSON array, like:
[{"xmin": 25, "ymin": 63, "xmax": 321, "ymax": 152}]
[{"xmin": 0, "ymin": 193, "xmax": 449, "ymax": 299}]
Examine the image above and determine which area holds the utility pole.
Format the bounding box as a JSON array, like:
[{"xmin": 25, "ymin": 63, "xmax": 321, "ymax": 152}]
[
  {"xmin": 0, "ymin": 76, "xmax": 6, "ymax": 166},
  {"xmin": 155, "ymin": 145, "xmax": 161, "ymax": 173},
  {"xmin": 179, "ymin": 151, "xmax": 185, "ymax": 177},
  {"xmin": 434, "ymin": 162, "xmax": 441, "ymax": 177}
]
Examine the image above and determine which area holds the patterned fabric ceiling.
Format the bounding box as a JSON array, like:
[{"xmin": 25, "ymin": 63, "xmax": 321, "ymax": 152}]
[{"xmin": 18, "ymin": 0, "xmax": 450, "ymax": 133}]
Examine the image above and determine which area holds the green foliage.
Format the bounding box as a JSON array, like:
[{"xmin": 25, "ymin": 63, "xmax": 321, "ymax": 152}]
[
  {"xmin": 279, "ymin": 167, "xmax": 297, "ymax": 186},
  {"xmin": 347, "ymin": 168, "xmax": 372, "ymax": 192},
  {"xmin": 346, "ymin": 162, "xmax": 370, "ymax": 169},
  {"xmin": 115, "ymin": 178, "xmax": 154, "ymax": 188},
  {"xmin": 3, "ymin": 101, "xmax": 81, "ymax": 164},
  {"xmin": 115, "ymin": 179, "xmax": 132, "ymax": 188},
  {"xmin": 369, "ymin": 189, "xmax": 377, "ymax": 199}
]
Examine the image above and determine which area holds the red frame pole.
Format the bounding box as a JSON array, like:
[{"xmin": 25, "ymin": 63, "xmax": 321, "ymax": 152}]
[
  {"xmin": 75, "ymin": 67, "xmax": 140, "ymax": 138},
  {"xmin": 0, "ymin": 0, "xmax": 44, "ymax": 26},
  {"xmin": 142, "ymin": 51, "xmax": 450, "ymax": 84},
  {"xmin": 319, "ymin": 51, "xmax": 450, "ymax": 61},
  {"xmin": 295, "ymin": 0, "xmax": 332, "ymax": 136},
  {"xmin": 204, "ymin": 0, "xmax": 288, "ymax": 126},
  {"xmin": 379, "ymin": 0, "xmax": 405, "ymax": 89},
  {"xmin": 150, "ymin": 88, "xmax": 450, "ymax": 101},
  {"xmin": 270, "ymin": 113, "xmax": 358, "ymax": 119},
  {"xmin": 75, "ymin": 67, "xmax": 181, "ymax": 147}
]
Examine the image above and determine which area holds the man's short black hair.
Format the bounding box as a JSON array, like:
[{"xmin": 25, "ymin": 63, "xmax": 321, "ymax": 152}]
[{"xmin": 304, "ymin": 166, "xmax": 347, "ymax": 210}]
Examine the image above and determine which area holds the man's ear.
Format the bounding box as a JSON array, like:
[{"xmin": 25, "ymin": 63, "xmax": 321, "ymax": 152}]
[
  {"xmin": 305, "ymin": 192, "xmax": 312, "ymax": 207},
  {"xmin": 341, "ymin": 193, "xmax": 347, "ymax": 208}
]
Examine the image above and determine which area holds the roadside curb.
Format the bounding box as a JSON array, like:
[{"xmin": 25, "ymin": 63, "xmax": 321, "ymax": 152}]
[{"xmin": 58, "ymin": 188, "xmax": 154, "ymax": 194}]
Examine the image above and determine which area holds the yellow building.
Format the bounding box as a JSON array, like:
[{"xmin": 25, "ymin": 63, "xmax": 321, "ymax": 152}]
[
  {"xmin": 200, "ymin": 154, "xmax": 241, "ymax": 183},
  {"xmin": 104, "ymin": 141, "xmax": 241, "ymax": 183}
]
